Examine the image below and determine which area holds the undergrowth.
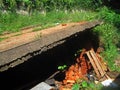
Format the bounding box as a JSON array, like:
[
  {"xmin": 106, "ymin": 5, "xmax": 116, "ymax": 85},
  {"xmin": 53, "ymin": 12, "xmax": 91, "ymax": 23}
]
[
  {"xmin": 92, "ymin": 6, "xmax": 120, "ymax": 71},
  {"xmin": 0, "ymin": 0, "xmax": 103, "ymax": 12},
  {"xmin": 93, "ymin": 23, "xmax": 120, "ymax": 71}
]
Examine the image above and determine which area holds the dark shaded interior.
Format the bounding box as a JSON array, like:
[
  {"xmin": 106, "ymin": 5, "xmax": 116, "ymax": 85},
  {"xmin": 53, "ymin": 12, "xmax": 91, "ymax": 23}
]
[
  {"xmin": 0, "ymin": 29, "xmax": 99, "ymax": 90},
  {"xmin": 103, "ymin": 0, "xmax": 120, "ymax": 9}
]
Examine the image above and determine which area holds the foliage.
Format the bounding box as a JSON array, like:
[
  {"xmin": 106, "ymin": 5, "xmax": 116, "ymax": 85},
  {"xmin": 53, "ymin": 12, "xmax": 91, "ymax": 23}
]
[
  {"xmin": 0, "ymin": 0, "xmax": 104, "ymax": 12},
  {"xmin": 93, "ymin": 23, "xmax": 119, "ymax": 71},
  {"xmin": 58, "ymin": 65, "xmax": 67, "ymax": 71},
  {"xmin": 72, "ymin": 83, "xmax": 80, "ymax": 90},
  {"xmin": 81, "ymin": 81, "xmax": 88, "ymax": 88},
  {"xmin": 97, "ymin": 6, "xmax": 120, "ymax": 28},
  {"xmin": 94, "ymin": 6, "xmax": 120, "ymax": 71},
  {"xmin": 72, "ymin": 79, "xmax": 103, "ymax": 90},
  {"xmin": 0, "ymin": 10, "xmax": 97, "ymax": 35},
  {"xmin": 72, "ymin": 80, "xmax": 120, "ymax": 90}
]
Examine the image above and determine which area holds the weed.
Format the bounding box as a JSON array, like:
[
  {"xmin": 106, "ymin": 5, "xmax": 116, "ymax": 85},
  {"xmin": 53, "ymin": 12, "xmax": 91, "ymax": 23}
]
[
  {"xmin": 72, "ymin": 83, "xmax": 80, "ymax": 90},
  {"xmin": 58, "ymin": 65, "xmax": 67, "ymax": 71},
  {"xmin": 72, "ymin": 79, "xmax": 103, "ymax": 90},
  {"xmin": 93, "ymin": 23, "xmax": 119, "ymax": 71},
  {"xmin": 94, "ymin": 7, "xmax": 120, "ymax": 71},
  {"xmin": 34, "ymin": 33, "xmax": 42, "ymax": 40}
]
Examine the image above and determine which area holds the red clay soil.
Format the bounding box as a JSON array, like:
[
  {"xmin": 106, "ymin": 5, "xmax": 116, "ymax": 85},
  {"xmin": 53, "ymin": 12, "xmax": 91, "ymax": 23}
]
[{"xmin": 0, "ymin": 21, "xmax": 87, "ymax": 52}]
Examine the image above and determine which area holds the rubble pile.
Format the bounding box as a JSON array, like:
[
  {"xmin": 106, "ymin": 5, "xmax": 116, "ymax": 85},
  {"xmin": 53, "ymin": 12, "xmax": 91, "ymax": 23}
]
[{"xmin": 58, "ymin": 48, "xmax": 109, "ymax": 90}]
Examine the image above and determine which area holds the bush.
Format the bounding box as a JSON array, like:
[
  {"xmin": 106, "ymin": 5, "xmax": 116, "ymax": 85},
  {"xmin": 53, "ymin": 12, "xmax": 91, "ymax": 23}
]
[
  {"xmin": 0, "ymin": 0, "xmax": 104, "ymax": 12},
  {"xmin": 97, "ymin": 6, "xmax": 120, "ymax": 28},
  {"xmin": 93, "ymin": 23, "xmax": 119, "ymax": 71}
]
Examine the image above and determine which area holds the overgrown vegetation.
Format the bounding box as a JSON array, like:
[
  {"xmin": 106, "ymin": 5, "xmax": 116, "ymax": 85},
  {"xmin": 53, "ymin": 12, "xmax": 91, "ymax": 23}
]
[
  {"xmin": 93, "ymin": 23, "xmax": 119, "ymax": 71},
  {"xmin": 0, "ymin": 10, "xmax": 97, "ymax": 35},
  {"xmin": 93, "ymin": 6, "xmax": 120, "ymax": 71},
  {"xmin": 0, "ymin": 0, "xmax": 104, "ymax": 12},
  {"xmin": 72, "ymin": 79, "xmax": 103, "ymax": 90}
]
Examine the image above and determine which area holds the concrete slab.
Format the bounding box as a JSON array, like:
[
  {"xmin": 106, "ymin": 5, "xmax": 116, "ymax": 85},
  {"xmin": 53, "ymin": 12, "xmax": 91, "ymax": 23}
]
[
  {"xmin": 30, "ymin": 82, "xmax": 54, "ymax": 90},
  {"xmin": 0, "ymin": 21, "xmax": 101, "ymax": 71}
]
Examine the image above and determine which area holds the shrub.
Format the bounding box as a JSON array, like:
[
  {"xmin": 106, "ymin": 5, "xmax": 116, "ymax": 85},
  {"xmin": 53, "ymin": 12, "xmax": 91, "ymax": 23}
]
[
  {"xmin": 93, "ymin": 23, "xmax": 119, "ymax": 71},
  {"xmin": 0, "ymin": 0, "xmax": 104, "ymax": 12}
]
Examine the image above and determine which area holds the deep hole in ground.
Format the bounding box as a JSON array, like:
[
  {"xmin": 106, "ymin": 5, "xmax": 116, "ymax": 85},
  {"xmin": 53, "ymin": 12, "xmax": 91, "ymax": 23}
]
[{"xmin": 0, "ymin": 29, "xmax": 99, "ymax": 90}]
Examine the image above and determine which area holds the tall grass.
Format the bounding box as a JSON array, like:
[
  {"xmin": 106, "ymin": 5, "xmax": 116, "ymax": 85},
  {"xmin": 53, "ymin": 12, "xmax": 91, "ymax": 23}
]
[
  {"xmin": 93, "ymin": 8, "xmax": 120, "ymax": 70},
  {"xmin": 0, "ymin": 10, "xmax": 97, "ymax": 35},
  {"xmin": 93, "ymin": 23, "xmax": 119, "ymax": 70}
]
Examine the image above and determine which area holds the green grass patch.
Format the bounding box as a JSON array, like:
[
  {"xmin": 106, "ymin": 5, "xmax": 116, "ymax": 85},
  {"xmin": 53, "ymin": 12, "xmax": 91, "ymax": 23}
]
[
  {"xmin": 0, "ymin": 37, "xmax": 8, "ymax": 42},
  {"xmin": 93, "ymin": 7, "xmax": 120, "ymax": 71},
  {"xmin": 69, "ymin": 10, "xmax": 97, "ymax": 22},
  {"xmin": 93, "ymin": 23, "xmax": 120, "ymax": 71},
  {"xmin": 0, "ymin": 10, "xmax": 97, "ymax": 35},
  {"xmin": 0, "ymin": 12, "xmax": 45, "ymax": 34}
]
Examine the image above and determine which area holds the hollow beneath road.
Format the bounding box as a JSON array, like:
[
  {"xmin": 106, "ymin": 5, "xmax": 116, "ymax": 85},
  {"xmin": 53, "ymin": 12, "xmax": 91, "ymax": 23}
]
[
  {"xmin": 0, "ymin": 29, "xmax": 99, "ymax": 90},
  {"xmin": 0, "ymin": 21, "xmax": 101, "ymax": 72}
]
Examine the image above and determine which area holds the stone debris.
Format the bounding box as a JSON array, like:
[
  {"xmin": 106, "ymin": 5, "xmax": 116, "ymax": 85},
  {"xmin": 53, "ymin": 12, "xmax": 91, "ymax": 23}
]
[
  {"xmin": 30, "ymin": 82, "xmax": 54, "ymax": 90},
  {"xmin": 58, "ymin": 48, "xmax": 110, "ymax": 90}
]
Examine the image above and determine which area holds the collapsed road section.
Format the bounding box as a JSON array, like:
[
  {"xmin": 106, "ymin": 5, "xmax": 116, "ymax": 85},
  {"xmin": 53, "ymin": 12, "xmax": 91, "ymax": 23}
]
[
  {"xmin": 0, "ymin": 23, "xmax": 101, "ymax": 90},
  {"xmin": 0, "ymin": 20, "xmax": 101, "ymax": 72}
]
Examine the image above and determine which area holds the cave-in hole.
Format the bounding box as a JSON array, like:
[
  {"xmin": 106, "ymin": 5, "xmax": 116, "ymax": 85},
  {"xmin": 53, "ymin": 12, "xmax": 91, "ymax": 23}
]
[{"xmin": 0, "ymin": 29, "xmax": 99, "ymax": 90}]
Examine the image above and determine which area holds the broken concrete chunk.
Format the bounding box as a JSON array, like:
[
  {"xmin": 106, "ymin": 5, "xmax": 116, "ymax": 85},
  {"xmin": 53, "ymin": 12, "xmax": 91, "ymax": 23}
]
[{"xmin": 30, "ymin": 82, "xmax": 54, "ymax": 90}]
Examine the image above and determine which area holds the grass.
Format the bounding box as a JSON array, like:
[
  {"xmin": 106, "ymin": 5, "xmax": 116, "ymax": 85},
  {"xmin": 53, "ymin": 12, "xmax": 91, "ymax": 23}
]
[
  {"xmin": 93, "ymin": 22, "xmax": 120, "ymax": 71},
  {"xmin": 71, "ymin": 79, "xmax": 118, "ymax": 90},
  {"xmin": 0, "ymin": 12, "xmax": 45, "ymax": 34},
  {"xmin": 92, "ymin": 7, "xmax": 120, "ymax": 71},
  {"xmin": 0, "ymin": 10, "xmax": 97, "ymax": 35},
  {"xmin": 0, "ymin": 37, "xmax": 7, "ymax": 42}
]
